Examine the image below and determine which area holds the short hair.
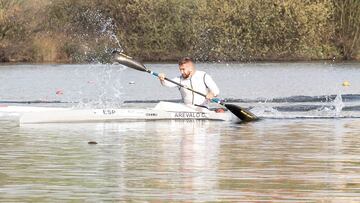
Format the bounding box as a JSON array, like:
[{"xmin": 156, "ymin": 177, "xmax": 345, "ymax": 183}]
[{"xmin": 178, "ymin": 57, "xmax": 193, "ymax": 66}]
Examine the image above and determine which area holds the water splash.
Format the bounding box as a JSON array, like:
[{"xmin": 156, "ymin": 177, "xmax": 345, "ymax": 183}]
[
  {"xmin": 61, "ymin": 10, "xmax": 128, "ymax": 108},
  {"xmin": 70, "ymin": 9, "xmax": 123, "ymax": 63},
  {"xmin": 333, "ymin": 94, "xmax": 344, "ymax": 116},
  {"xmin": 100, "ymin": 17, "xmax": 122, "ymax": 52},
  {"xmin": 74, "ymin": 64, "xmax": 126, "ymax": 109},
  {"xmin": 250, "ymin": 105, "xmax": 283, "ymax": 118},
  {"xmin": 243, "ymin": 92, "xmax": 358, "ymax": 119}
]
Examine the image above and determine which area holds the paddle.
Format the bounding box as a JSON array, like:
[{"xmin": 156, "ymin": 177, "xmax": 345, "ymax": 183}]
[{"xmin": 113, "ymin": 52, "xmax": 258, "ymax": 122}]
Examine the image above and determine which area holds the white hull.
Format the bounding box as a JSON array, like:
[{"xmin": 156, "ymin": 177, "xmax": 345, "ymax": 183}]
[{"xmin": 0, "ymin": 102, "xmax": 234, "ymax": 124}]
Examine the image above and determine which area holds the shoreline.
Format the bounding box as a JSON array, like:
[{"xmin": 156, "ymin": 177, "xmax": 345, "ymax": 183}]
[{"xmin": 1, "ymin": 59, "xmax": 359, "ymax": 65}]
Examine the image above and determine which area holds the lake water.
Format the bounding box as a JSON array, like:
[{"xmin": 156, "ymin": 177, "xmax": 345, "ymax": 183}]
[{"xmin": 0, "ymin": 62, "xmax": 359, "ymax": 202}]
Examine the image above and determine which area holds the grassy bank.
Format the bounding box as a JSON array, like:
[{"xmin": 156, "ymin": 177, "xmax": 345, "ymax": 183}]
[{"xmin": 0, "ymin": 0, "xmax": 359, "ymax": 63}]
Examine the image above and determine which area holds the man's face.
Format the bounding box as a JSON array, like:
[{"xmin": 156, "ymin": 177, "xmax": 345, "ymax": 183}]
[{"xmin": 179, "ymin": 62, "xmax": 194, "ymax": 79}]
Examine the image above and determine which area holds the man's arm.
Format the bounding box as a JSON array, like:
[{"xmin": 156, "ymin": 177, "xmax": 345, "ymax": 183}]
[
  {"xmin": 158, "ymin": 73, "xmax": 179, "ymax": 87},
  {"xmin": 204, "ymin": 74, "xmax": 220, "ymax": 99}
]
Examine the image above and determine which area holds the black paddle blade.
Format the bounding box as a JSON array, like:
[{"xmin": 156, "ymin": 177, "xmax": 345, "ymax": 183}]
[
  {"xmin": 224, "ymin": 103, "xmax": 258, "ymax": 122},
  {"xmin": 112, "ymin": 51, "xmax": 148, "ymax": 72}
]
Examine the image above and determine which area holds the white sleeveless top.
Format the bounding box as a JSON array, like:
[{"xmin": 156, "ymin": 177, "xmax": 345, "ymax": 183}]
[{"xmin": 161, "ymin": 70, "xmax": 220, "ymax": 107}]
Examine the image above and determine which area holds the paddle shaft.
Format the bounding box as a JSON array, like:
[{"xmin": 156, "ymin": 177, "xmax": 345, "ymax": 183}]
[
  {"xmin": 148, "ymin": 69, "xmax": 257, "ymax": 121},
  {"xmin": 113, "ymin": 52, "xmax": 258, "ymax": 121},
  {"xmin": 145, "ymin": 70, "xmax": 223, "ymax": 103},
  {"xmin": 112, "ymin": 52, "xmax": 217, "ymax": 101}
]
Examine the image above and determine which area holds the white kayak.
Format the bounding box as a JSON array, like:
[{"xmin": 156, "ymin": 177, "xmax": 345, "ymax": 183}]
[{"xmin": 0, "ymin": 102, "xmax": 235, "ymax": 124}]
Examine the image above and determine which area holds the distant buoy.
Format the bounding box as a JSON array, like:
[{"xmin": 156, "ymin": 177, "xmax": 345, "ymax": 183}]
[
  {"xmin": 342, "ymin": 81, "xmax": 350, "ymax": 87},
  {"xmin": 88, "ymin": 141, "xmax": 98, "ymax": 145},
  {"xmin": 56, "ymin": 89, "xmax": 63, "ymax": 95}
]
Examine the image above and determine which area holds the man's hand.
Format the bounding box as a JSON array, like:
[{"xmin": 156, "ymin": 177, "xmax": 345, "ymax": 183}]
[
  {"xmin": 206, "ymin": 92, "xmax": 215, "ymax": 100},
  {"xmin": 158, "ymin": 73, "xmax": 166, "ymax": 82}
]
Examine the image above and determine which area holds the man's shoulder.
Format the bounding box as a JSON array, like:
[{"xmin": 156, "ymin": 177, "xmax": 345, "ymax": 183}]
[
  {"xmin": 196, "ymin": 70, "xmax": 206, "ymax": 74},
  {"xmin": 194, "ymin": 70, "xmax": 207, "ymax": 76}
]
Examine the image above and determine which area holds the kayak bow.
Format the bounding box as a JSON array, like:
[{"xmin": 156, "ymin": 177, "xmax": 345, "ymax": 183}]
[{"xmin": 0, "ymin": 102, "xmax": 235, "ymax": 124}]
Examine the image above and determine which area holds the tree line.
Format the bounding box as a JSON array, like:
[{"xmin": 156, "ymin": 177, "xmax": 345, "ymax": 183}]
[{"xmin": 0, "ymin": 0, "xmax": 359, "ymax": 63}]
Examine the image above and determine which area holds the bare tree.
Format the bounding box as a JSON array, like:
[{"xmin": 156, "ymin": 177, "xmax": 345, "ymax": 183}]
[{"xmin": 334, "ymin": 0, "xmax": 360, "ymax": 60}]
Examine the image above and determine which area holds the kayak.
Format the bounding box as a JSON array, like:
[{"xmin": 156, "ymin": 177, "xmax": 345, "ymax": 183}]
[{"xmin": 0, "ymin": 102, "xmax": 235, "ymax": 124}]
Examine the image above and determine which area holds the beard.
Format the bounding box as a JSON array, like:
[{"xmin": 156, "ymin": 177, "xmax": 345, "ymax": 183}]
[{"xmin": 182, "ymin": 72, "xmax": 191, "ymax": 79}]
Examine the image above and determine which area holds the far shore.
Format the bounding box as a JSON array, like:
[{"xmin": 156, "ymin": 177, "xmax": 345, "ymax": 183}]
[{"xmin": 1, "ymin": 58, "xmax": 359, "ymax": 65}]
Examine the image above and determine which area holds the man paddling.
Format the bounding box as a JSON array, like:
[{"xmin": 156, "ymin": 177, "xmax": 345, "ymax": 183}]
[
  {"xmin": 113, "ymin": 52, "xmax": 258, "ymax": 121},
  {"xmin": 158, "ymin": 57, "xmax": 221, "ymax": 110}
]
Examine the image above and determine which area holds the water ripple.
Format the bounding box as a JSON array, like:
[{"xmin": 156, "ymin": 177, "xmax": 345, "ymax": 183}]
[{"xmin": 0, "ymin": 120, "xmax": 359, "ymax": 201}]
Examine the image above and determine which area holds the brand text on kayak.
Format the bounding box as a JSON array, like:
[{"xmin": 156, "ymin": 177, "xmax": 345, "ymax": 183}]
[{"xmin": 174, "ymin": 112, "xmax": 206, "ymax": 118}]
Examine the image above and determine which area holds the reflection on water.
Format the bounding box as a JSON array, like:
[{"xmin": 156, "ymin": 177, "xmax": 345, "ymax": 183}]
[
  {"xmin": 1, "ymin": 62, "xmax": 360, "ymax": 201},
  {"xmin": 0, "ymin": 119, "xmax": 359, "ymax": 202}
]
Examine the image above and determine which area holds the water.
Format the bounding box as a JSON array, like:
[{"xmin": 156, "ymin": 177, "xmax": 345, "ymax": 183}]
[
  {"xmin": 1, "ymin": 62, "xmax": 359, "ymax": 103},
  {"xmin": 0, "ymin": 62, "xmax": 360, "ymax": 202}
]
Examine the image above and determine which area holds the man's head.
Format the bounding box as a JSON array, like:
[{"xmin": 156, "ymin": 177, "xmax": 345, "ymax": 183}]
[{"xmin": 178, "ymin": 57, "xmax": 195, "ymax": 79}]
